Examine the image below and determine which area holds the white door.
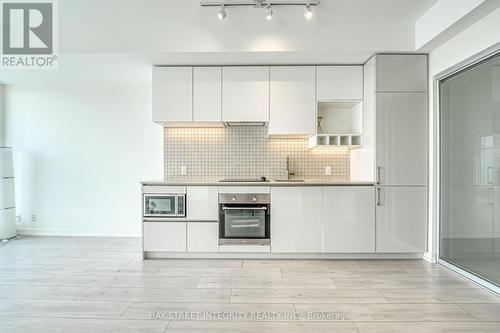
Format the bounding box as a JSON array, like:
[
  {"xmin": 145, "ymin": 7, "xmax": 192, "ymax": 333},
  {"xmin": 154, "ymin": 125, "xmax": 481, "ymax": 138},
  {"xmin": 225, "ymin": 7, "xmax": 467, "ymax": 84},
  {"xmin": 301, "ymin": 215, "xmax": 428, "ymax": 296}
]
[
  {"xmin": 187, "ymin": 186, "xmax": 219, "ymax": 221},
  {"xmin": 375, "ymin": 186, "xmax": 427, "ymax": 253},
  {"xmin": 187, "ymin": 222, "xmax": 219, "ymax": 252},
  {"xmin": 376, "ymin": 92, "xmax": 427, "ymax": 186},
  {"xmin": 222, "ymin": 66, "xmax": 269, "ymax": 122},
  {"xmin": 316, "ymin": 66, "xmax": 363, "ymax": 100},
  {"xmin": 268, "ymin": 66, "xmax": 316, "ymax": 136},
  {"xmin": 193, "ymin": 67, "xmax": 222, "ymax": 122},
  {"xmin": 143, "ymin": 222, "xmax": 187, "ymax": 252},
  {"xmin": 152, "ymin": 67, "xmax": 192, "ymax": 122},
  {"xmin": 271, "ymin": 187, "xmax": 322, "ymax": 253},
  {"xmin": 323, "ymin": 186, "xmax": 375, "ymax": 253}
]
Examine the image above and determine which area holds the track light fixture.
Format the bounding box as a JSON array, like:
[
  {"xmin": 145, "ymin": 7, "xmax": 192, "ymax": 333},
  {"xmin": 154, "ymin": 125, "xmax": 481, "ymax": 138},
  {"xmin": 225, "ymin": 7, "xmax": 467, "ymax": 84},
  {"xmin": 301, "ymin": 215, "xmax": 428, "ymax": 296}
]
[
  {"xmin": 265, "ymin": 4, "xmax": 273, "ymax": 20},
  {"xmin": 304, "ymin": 4, "xmax": 313, "ymax": 19},
  {"xmin": 218, "ymin": 4, "xmax": 227, "ymax": 20},
  {"xmin": 201, "ymin": 1, "xmax": 320, "ymax": 21}
]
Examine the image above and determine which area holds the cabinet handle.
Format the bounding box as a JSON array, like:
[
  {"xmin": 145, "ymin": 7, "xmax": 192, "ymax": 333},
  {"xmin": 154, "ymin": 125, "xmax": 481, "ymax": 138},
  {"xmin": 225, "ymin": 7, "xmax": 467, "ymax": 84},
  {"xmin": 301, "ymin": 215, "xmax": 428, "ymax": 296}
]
[
  {"xmin": 376, "ymin": 167, "xmax": 381, "ymax": 185},
  {"xmin": 376, "ymin": 187, "xmax": 382, "ymax": 206},
  {"xmin": 489, "ymin": 187, "xmax": 494, "ymax": 206}
]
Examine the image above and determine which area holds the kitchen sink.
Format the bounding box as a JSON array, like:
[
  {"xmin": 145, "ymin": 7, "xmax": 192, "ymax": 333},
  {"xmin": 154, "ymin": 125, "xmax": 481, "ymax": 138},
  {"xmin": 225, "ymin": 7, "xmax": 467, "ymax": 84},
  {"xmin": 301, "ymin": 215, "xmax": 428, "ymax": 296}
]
[{"xmin": 273, "ymin": 179, "xmax": 306, "ymax": 182}]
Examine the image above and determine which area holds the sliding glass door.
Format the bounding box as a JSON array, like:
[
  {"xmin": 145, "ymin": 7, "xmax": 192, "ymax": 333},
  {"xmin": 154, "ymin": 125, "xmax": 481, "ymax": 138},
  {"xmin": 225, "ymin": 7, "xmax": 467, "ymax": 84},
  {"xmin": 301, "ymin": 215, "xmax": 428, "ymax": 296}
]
[{"xmin": 440, "ymin": 51, "xmax": 500, "ymax": 288}]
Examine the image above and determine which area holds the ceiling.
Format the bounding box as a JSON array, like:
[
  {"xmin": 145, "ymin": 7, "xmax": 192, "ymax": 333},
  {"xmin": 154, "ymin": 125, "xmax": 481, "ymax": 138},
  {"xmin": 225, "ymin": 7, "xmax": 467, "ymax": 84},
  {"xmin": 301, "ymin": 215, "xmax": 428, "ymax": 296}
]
[
  {"xmin": 0, "ymin": 0, "xmax": 438, "ymax": 85},
  {"xmin": 59, "ymin": 0, "xmax": 436, "ymax": 57}
]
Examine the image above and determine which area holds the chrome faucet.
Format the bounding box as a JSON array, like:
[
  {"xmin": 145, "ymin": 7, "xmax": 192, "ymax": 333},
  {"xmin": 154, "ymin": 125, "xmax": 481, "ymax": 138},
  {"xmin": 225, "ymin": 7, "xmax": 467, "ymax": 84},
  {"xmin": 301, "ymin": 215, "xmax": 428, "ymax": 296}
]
[{"xmin": 286, "ymin": 156, "xmax": 295, "ymax": 180}]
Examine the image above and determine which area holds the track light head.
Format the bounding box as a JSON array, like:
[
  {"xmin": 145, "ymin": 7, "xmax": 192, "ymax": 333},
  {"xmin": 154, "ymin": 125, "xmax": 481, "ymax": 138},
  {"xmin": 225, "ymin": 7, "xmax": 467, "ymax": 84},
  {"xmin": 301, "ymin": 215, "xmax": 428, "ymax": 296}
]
[
  {"xmin": 218, "ymin": 4, "xmax": 226, "ymax": 20},
  {"xmin": 265, "ymin": 4, "xmax": 273, "ymax": 20},
  {"xmin": 304, "ymin": 4, "xmax": 313, "ymax": 19}
]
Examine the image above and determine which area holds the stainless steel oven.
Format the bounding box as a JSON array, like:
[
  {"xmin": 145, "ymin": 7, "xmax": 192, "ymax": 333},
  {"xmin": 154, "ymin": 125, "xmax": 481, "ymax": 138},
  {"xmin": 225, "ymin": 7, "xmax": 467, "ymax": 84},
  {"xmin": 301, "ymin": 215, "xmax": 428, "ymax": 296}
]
[
  {"xmin": 219, "ymin": 193, "xmax": 270, "ymax": 245},
  {"xmin": 143, "ymin": 193, "xmax": 186, "ymax": 218}
]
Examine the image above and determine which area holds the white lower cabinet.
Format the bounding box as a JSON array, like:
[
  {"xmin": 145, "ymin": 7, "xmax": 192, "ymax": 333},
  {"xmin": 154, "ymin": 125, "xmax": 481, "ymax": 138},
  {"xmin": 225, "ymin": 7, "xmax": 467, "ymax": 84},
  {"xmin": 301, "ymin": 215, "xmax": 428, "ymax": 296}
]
[
  {"xmin": 143, "ymin": 222, "xmax": 186, "ymax": 252},
  {"xmin": 271, "ymin": 187, "xmax": 323, "ymax": 253},
  {"xmin": 323, "ymin": 186, "xmax": 375, "ymax": 253},
  {"xmin": 187, "ymin": 186, "xmax": 219, "ymax": 221},
  {"xmin": 187, "ymin": 222, "xmax": 219, "ymax": 252},
  {"xmin": 375, "ymin": 186, "xmax": 427, "ymax": 253}
]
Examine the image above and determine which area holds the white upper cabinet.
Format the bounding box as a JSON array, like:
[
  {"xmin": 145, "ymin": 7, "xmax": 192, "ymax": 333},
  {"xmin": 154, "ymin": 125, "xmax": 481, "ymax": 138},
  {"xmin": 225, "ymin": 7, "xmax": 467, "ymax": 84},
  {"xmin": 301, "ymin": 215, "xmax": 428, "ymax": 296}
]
[
  {"xmin": 316, "ymin": 66, "xmax": 363, "ymax": 100},
  {"xmin": 376, "ymin": 92, "xmax": 427, "ymax": 186},
  {"xmin": 268, "ymin": 66, "xmax": 316, "ymax": 136},
  {"xmin": 375, "ymin": 186, "xmax": 427, "ymax": 253},
  {"xmin": 222, "ymin": 66, "xmax": 270, "ymax": 122},
  {"xmin": 153, "ymin": 67, "xmax": 193, "ymax": 123},
  {"xmin": 375, "ymin": 55, "xmax": 427, "ymax": 92},
  {"xmin": 323, "ymin": 186, "xmax": 375, "ymax": 253},
  {"xmin": 271, "ymin": 187, "xmax": 323, "ymax": 253},
  {"xmin": 193, "ymin": 67, "xmax": 222, "ymax": 122}
]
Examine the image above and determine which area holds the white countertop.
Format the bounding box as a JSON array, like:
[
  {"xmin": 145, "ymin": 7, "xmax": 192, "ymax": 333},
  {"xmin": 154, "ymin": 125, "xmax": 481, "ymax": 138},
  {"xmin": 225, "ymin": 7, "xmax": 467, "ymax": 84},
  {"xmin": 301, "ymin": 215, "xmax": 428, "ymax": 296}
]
[{"xmin": 141, "ymin": 178, "xmax": 375, "ymax": 186}]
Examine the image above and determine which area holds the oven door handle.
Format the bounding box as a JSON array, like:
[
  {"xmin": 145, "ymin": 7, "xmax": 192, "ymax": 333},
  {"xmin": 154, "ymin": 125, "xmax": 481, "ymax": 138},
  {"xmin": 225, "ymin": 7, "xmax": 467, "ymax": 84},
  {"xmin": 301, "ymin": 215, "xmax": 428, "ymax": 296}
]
[
  {"xmin": 231, "ymin": 223, "xmax": 261, "ymax": 228},
  {"xmin": 222, "ymin": 207, "xmax": 267, "ymax": 210}
]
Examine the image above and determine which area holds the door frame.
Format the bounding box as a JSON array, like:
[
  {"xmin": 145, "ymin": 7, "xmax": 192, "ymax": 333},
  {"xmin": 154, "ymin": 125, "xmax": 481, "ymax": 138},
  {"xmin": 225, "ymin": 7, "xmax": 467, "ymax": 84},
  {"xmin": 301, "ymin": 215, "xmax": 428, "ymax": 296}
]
[{"xmin": 433, "ymin": 42, "xmax": 500, "ymax": 294}]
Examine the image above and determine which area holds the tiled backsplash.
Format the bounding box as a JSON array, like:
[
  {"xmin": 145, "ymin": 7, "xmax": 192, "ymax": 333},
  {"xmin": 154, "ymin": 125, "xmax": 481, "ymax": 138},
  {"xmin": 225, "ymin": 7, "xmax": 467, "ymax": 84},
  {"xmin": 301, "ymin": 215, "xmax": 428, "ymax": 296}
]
[{"xmin": 164, "ymin": 127, "xmax": 350, "ymax": 180}]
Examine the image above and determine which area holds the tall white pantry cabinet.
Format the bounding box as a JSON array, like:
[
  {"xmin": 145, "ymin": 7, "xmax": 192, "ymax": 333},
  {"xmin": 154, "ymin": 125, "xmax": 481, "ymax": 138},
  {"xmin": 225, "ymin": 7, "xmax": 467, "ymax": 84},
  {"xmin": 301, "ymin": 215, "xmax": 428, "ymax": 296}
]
[{"xmin": 366, "ymin": 54, "xmax": 428, "ymax": 253}]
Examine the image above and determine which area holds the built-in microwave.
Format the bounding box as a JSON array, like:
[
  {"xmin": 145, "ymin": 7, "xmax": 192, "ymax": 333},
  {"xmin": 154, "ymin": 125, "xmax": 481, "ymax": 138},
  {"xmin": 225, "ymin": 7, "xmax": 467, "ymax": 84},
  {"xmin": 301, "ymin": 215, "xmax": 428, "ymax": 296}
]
[{"xmin": 143, "ymin": 194, "xmax": 186, "ymax": 218}]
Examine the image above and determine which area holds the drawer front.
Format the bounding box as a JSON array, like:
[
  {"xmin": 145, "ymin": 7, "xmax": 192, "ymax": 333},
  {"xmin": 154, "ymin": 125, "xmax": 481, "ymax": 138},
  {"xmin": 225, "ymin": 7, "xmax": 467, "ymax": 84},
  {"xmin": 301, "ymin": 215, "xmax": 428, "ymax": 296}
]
[
  {"xmin": 187, "ymin": 222, "xmax": 219, "ymax": 252},
  {"xmin": 143, "ymin": 222, "xmax": 186, "ymax": 252}
]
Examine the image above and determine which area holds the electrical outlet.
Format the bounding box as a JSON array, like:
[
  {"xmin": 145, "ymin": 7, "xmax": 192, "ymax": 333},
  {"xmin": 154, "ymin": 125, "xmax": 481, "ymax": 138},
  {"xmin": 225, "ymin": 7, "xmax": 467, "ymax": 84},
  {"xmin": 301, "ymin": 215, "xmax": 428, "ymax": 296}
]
[
  {"xmin": 31, "ymin": 214, "xmax": 37, "ymax": 223},
  {"xmin": 16, "ymin": 215, "xmax": 22, "ymax": 224},
  {"xmin": 180, "ymin": 166, "xmax": 187, "ymax": 175},
  {"xmin": 325, "ymin": 166, "xmax": 332, "ymax": 176}
]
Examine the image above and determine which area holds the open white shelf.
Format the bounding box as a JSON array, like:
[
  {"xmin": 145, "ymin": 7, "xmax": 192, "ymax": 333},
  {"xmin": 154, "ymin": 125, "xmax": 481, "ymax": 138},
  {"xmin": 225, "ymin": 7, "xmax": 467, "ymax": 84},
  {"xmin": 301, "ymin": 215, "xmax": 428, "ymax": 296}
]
[
  {"xmin": 308, "ymin": 134, "xmax": 362, "ymax": 150},
  {"xmin": 309, "ymin": 100, "xmax": 363, "ymax": 150}
]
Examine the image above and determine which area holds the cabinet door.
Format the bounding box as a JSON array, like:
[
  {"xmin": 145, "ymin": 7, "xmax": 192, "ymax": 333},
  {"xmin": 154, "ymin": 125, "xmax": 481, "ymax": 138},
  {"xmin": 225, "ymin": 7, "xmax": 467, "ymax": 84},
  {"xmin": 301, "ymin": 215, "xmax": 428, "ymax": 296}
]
[
  {"xmin": 187, "ymin": 222, "xmax": 219, "ymax": 252},
  {"xmin": 193, "ymin": 67, "xmax": 222, "ymax": 122},
  {"xmin": 187, "ymin": 186, "xmax": 219, "ymax": 221},
  {"xmin": 316, "ymin": 66, "xmax": 363, "ymax": 100},
  {"xmin": 222, "ymin": 66, "xmax": 269, "ymax": 122},
  {"xmin": 271, "ymin": 187, "xmax": 322, "ymax": 253},
  {"xmin": 268, "ymin": 66, "xmax": 316, "ymax": 136},
  {"xmin": 323, "ymin": 186, "xmax": 375, "ymax": 253},
  {"xmin": 153, "ymin": 67, "xmax": 192, "ymax": 122},
  {"xmin": 375, "ymin": 187, "xmax": 427, "ymax": 253},
  {"xmin": 375, "ymin": 54, "xmax": 427, "ymax": 92},
  {"xmin": 143, "ymin": 222, "xmax": 186, "ymax": 252},
  {"xmin": 376, "ymin": 92, "xmax": 427, "ymax": 186}
]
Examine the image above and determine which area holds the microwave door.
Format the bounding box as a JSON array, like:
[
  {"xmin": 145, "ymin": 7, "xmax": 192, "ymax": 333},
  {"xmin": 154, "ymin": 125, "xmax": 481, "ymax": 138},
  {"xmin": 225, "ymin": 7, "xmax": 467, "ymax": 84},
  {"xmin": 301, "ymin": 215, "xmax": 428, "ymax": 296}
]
[{"xmin": 144, "ymin": 195, "xmax": 176, "ymax": 217}]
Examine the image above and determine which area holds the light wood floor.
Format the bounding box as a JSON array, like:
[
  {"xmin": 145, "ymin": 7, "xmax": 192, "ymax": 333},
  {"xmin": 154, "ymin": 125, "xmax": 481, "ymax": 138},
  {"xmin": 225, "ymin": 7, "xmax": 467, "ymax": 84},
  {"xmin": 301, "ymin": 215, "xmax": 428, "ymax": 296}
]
[{"xmin": 0, "ymin": 236, "xmax": 499, "ymax": 332}]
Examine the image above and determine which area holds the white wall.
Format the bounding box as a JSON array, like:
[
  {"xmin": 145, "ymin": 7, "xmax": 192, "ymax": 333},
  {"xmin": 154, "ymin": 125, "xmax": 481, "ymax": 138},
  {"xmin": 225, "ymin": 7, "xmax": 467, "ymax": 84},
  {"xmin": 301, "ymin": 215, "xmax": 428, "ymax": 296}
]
[
  {"xmin": 4, "ymin": 57, "xmax": 163, "ymax": 237},
  {"xmin": 427, "ymin": 6, "xmax": 500, "ymax": 261}
]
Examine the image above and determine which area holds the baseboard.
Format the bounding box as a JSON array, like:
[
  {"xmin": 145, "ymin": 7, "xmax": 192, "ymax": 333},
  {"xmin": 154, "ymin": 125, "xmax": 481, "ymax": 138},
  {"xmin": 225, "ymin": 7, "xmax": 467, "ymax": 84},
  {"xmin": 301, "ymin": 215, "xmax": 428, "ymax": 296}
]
[
  {"xmin": 145, "ymin": 252, "xmax": 425, "ymax": 259},
  {"xmin": 17, "ymin": 227, "xmax": 139, "ymax": 238}
]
